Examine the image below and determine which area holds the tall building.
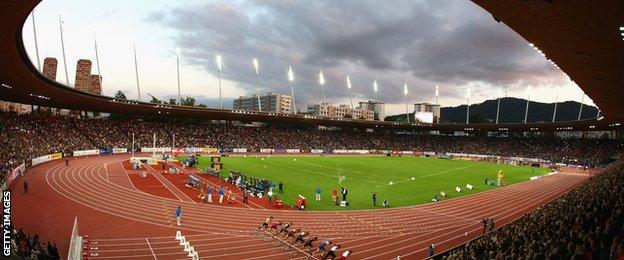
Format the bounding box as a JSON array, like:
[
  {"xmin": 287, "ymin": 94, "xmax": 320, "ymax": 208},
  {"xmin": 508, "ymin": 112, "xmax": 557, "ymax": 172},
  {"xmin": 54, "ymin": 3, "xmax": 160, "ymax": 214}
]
[
  {"xmin": 42, "ymin": 57, "xmax": 57, "ymax": 81},
  {"xmin": 74, "ymin": 59, "xmax": 102, "ymax": 95},
  {"xmin": 233, "ymin": 92, "xmax": 292, "ymax": 113},
  {"xmin": 413, "ymin": 103, "xmax": 441, "ymax": 123},
  {"xmin": 307, "ymin": 102, "xmax": 375, "ymax": 121},
  {"xmin": 358, "ymin": 100, "xmax": 385, "ymax": 121}
]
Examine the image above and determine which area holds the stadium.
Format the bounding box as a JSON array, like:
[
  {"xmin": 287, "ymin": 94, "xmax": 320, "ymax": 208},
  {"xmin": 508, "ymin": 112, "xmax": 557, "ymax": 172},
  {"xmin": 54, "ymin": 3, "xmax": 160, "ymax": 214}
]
[{"xmin": 1, "ymin": 0, "xmax": 623, "ymax": 259}]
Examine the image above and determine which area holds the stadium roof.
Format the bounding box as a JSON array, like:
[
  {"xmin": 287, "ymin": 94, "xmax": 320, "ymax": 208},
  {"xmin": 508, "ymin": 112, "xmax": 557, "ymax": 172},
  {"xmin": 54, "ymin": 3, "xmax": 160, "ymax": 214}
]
[{"xmin": 0, "ymin": 0, "xmax": 622, "ymax": 132}]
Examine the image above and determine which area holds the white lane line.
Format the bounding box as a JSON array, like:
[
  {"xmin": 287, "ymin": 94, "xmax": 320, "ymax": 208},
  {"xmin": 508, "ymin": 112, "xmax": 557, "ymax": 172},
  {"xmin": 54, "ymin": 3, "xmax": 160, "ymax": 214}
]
[{"xmin": 146, "ymin": 238, "xmax": 157, "ymax": 260}]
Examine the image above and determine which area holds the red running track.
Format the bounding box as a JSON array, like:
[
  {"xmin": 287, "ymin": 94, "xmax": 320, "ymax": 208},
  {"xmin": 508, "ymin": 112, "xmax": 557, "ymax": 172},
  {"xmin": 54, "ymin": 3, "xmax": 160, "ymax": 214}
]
[{"xmin": 10, "ymin": 154, "xmax": 589, "ymax": 259}]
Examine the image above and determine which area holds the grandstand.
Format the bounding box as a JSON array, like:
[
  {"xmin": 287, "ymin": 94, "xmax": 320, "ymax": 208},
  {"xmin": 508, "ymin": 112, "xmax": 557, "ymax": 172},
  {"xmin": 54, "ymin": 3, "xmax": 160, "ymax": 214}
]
[{"xmin": 1, "ymin": 0, "xmax": 624, "ymax": 259}]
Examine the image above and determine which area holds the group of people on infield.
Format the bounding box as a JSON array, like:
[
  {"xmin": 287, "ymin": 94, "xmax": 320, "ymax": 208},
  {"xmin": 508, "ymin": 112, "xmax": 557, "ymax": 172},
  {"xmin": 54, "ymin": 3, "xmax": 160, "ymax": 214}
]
[{"xmin": 258, "ymin": 217, "xmax": 352, "ymax": 259}]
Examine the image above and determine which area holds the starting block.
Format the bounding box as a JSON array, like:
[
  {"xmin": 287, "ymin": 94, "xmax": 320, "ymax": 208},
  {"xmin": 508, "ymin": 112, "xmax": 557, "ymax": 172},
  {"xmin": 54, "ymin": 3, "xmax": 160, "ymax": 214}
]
[
  {"xmin": 175, "ymin": 231, "xmax": 182, "ymax": 240},
  {"xmin": 187, "ymin": 246, "xmax": 195, "ymax": 257}
]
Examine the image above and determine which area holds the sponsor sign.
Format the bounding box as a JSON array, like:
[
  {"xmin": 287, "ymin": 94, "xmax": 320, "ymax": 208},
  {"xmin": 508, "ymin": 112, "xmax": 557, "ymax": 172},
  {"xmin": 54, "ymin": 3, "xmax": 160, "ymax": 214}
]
[
  {"xmin": 232, "ymin": 148, "xmax": 247, "ymax": 153},
  {"xmin": 31, "ymin": 153, "xmax": 62, "ymax": 166},
  {"xmin": 260, "ymin": 149, "xmax": 274, "ymax": 153},
  {"xmin": 112, "ymin": 148, "xmax": 128, "ymax": 154},
  {"xmin": 73, "ymin": 149, "xmax": 99, "ymax": 157},
  {"xmin": 140, "ymin": 147, "xmax": 172, "ymax": 153},
  {"xmin": 286, "ymin": 149, "xmax": 300, "ymax": 154}
]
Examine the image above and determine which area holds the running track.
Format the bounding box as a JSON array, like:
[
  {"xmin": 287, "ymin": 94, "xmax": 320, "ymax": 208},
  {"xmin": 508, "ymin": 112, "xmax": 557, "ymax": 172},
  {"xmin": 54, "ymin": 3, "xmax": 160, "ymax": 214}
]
[{"xmin": 11, "ymin": 154, "xmax": 589, "ymax": 259}]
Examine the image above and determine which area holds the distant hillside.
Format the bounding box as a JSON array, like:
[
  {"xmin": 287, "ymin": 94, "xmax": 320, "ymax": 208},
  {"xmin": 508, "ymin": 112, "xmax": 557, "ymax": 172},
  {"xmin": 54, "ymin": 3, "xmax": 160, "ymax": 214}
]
[{"xmin": 386, "ymin": 97, "xmax": 599, "ymax": 123}]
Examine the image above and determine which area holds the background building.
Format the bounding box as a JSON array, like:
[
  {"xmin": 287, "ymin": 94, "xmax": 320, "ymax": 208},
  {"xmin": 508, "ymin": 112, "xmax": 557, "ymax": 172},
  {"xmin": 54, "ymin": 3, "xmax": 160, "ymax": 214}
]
[
  {"xmin": 233, "ymin": 92, "xmax": 292, "ymax": 113},
  {"xmin": 307, "ymin": 102, "xmax": 374, "ymax": 121},
  {"xmin": 42, "ymin": 57, "xmax": 58, "ymax": 81},
  {"xmin": 413, "ymin": 103, "xmax": 441, "ymax": 123},
  {"xmin": 358, "ymin": 100, "xmax": 385, "ymax": 121},
  {"xmin": 74, "ymin": 59, "xmax": 102, "ymax": 95}
]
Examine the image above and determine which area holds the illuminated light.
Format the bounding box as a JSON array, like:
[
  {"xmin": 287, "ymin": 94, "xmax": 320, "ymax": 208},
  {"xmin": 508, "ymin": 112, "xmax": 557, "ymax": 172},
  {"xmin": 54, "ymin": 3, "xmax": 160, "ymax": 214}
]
[
  {"xmin": 346, "ymin": 75, "xmax": 352, "ymax": 89},
  {"xmin": 373, "ymin": 80, "xmax": 378, "ymax": 92},
  {"xmin": 216, "ymin": 54, "xmax": 223, "ymax": 72},
  {"xmin": 1, "ymin": 83, "xmax": 13, "ymax": 89},
  {"xmin": 252, "ymin": 58, "xmax": 259, "ymax": 75},
  {"xmin": 288, "ymin": 66, "xmax": 294, "ymax": 82},
  {"xmin": 319, "ymin": 71, "xmax": 325, "ymax": 85}
]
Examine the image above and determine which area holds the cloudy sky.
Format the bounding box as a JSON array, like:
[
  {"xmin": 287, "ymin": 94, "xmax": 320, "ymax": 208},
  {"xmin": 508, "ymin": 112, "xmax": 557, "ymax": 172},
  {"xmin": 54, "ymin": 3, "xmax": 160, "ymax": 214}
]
[{"xmin": 22, "ymin": 0, "xmax": 594, "ymax": 116}]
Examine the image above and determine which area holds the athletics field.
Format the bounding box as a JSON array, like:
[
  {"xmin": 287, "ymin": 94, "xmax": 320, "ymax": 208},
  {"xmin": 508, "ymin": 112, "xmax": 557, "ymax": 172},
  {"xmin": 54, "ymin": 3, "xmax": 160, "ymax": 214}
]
[{"xmin": 192, "ymin": 155, "xmax": 549, "ymax": 210}]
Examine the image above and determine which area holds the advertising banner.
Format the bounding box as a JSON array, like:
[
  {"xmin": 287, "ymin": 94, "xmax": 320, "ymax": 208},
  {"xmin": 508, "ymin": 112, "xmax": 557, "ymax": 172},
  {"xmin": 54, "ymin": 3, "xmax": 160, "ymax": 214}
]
[
  {"xmin": 112, "ymin": 148, "xmax": 128, "ymax": 154},
  {"xmin": 232, "ymin": 148, "xmax": 247, "ymax": 153},
  {"xmin": 286, "ymin": 149, "xmax": 301, "ymax": 154},
  {"xmin": 73, "ymin": 149, "xmax": 99, "ymax": 157},
  {"xmin": 260, "ymin": 149, "xmax": 274, "ymax": 153}
]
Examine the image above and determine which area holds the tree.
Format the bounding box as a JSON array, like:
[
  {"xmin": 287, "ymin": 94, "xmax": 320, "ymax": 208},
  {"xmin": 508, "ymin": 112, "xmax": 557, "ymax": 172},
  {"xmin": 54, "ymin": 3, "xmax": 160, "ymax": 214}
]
[
  {"xmin": 168, "ymin": 99, "xmax": 177, "ymax": 105},
  {"xmin": 114, "ymin": 90, "xmax": 127, "ymax": 100},
  {"xmin": 181, "ymin": 97, "xmax": 196, "ymax": 106},
  {"xmin": 197, "ymin": 103, "xmax": 207, "ymax": 108},
  {"xmin": 148, "ymin": 94, "xmax": 163, "ymax": 104}
]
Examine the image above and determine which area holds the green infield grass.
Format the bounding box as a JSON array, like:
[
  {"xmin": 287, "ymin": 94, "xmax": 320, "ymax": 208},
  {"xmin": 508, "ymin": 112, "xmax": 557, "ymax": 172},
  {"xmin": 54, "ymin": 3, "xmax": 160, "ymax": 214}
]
[{"xmin": 189, "ymin": 155, "xmax": 549, "ymax": 211}]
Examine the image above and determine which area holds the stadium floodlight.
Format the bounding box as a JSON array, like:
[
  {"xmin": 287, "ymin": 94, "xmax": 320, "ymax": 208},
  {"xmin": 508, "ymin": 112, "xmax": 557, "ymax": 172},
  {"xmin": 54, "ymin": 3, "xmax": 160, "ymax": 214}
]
[
  {"xmin": 435, "ymin": 85, "xmax": 439, "ymax": 105},
  {"xmin": 346, "ymin": 75, "xmax": 354, "ymax": 109},
  {"xmin": 319, "ymin": 71, "xmax": 326, "ymax": 104},
  {"xmin": 288, "ymin": 66, "xmax": 296, "ymax": 114},
  {"xmin": 373, "ymin": 80, "xmax": 379, "ymax": 101},
  {"xmin": 176, "ymin": 48, "xmax": 181, "ymax": 106},
  {"xmin": 578, "ymin": 92, "xmax": 585, "ymax": 120},
  {"xmin": 552, "ymin": 85, "xmax": 559, "ymax": 122},
  {"xmin": 403, "ymin": 83, "xmax": 409, "ymax": 123},
  {"xmin": 466, "ymin": 87, "xmax": 470, "ymax": 124},
  {"xmin": 524, "ymin": 85, "xmax": 532, "ymax": 123},
  {"xmin": 252, "ymin": 58, "xmax": 261, "ymax": 111},
  {"xmin": 31, "ymin": 10, "xmax": 41, "ymax": 71},
  {"xmin": 216, "ymin": 54, "xmax": 223, "ymax": 109},
  {"xmin": 495, "ymin": 87, "xmax": 502, "ymax": 124},
  {"xmin": 133, "ymin": 42, "xmax": 141, "ymax": 101},
  {"xmin": 58, "ymin": 14, "xmax": 69, "ymax": 85}
]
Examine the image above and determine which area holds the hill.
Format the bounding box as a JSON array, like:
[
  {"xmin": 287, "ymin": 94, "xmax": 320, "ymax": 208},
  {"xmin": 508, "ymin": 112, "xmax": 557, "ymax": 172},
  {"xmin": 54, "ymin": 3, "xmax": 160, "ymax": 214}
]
[{"xmin": 386, "ymin": 97, "xmax": 599, "ymax": 123}]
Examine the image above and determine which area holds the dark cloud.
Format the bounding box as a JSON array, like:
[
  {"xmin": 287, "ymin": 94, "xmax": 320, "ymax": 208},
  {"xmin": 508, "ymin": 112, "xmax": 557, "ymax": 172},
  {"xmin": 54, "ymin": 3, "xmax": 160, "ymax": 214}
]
[{"xmin": 147, "ymin": 0, "xmax": 561, "ymax": 110}]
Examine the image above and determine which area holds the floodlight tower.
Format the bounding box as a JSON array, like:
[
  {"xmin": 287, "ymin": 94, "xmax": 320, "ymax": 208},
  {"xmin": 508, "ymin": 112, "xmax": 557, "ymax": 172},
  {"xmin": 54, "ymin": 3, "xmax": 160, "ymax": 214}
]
[
  {"xmin": 552, "ymin": 86, "xmax": 559, "ymax": 122},
  {"xmin": 319, "ymin": 71, "xmax": 326, "ymax": 104},
  {"xmin": 577, "ymin": 93, "xmax": 585, "ymax": 120},
  {"xmin": 495, "ymin": 87, "xmax": 502, "ymax": 124},
  {"xmin": 373, "ymin": 80, "xmax": 379, "ymax": 102},
  {"xmin": 252, "ymin": 58, "xmax": 261, "ymax": 111},
  {"xmin": 216, "ymin": 54, "xmax": 223, "ymax": 109},
  {"xmin": 403, "ymin": 83, "xmax": 409, "ymax": 122},
  {"xmin": 58, "ymin": 14, "xmax": 69, "ymax": 85},
  {"xmin": 466, "ymin": 87, "xmax": 470, "ymax": 124},
  {"xmin": 176, "ymin": 48, "xmax": 181, "ymax": 105},
  {"xmin": 288, "ymin": 66, "xmax": 296, "ymax": 114},
  {"xmin": 133, "ymin": 42, "xmax": 141, "ymax": 101},
  {"xmin": 346, "ymin": 76, "xmax": 354, "ymax": 109},
  {"xmin": 524, "ymin": 85, "xmax": 532, "ymax": 123}
]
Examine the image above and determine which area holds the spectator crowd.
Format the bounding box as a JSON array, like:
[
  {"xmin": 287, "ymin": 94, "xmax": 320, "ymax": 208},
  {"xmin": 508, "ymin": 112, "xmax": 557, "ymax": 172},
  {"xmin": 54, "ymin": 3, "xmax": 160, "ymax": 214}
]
[
  {"xmin": 1, "ymin": 112, "xmax": 622, "ymax": 187},
  {"xmin": 441, "ymin": 161, "xmax": 624, "ymax": 259}
]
